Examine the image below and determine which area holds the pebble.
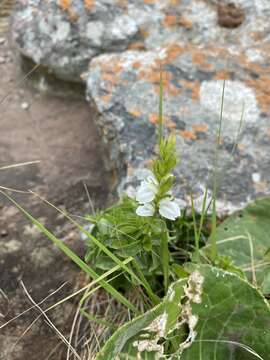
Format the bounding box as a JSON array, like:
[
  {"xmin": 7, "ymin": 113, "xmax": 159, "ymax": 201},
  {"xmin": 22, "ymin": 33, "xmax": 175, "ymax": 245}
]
[
  {"xmin": 0, "ymin": 56, "xmax": 6, "ymax": 64},
  {"xmin": 21, "ymin": 102, "xmax": 30, "ymax": 110},
  {"xmin": 0, "ymin": 37, "xmax": 5, "ymax": 45},
  {"xmin": 252, "ymin": 173, "xmax": 261, "ymax": 183},
  {"xmin": 1, "ymin": 229, "xmax": 8, "ymax": 237}
]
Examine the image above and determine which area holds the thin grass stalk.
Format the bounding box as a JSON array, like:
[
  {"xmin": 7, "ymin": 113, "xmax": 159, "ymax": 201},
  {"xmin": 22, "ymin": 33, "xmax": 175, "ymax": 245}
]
[{"xmin": 211, "ymin": 80, "xmax": 225, "ymax": 261}]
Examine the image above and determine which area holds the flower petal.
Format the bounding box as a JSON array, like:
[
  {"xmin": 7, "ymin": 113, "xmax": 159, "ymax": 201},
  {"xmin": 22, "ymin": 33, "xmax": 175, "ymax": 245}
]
[
  {"xmin": 146, "ymin": 172, "xmax": 158, "ymax": 186},
  {"xmin": 136, "ymin": 203, "xmax": 155, "ymax": 217},
  {"xmin": 159, "ymin": 199, "xmax": 181, "ymax": 220},
  {"xmin": 136, "ymin": 182, "xmax": 157, "ymax": 204}
]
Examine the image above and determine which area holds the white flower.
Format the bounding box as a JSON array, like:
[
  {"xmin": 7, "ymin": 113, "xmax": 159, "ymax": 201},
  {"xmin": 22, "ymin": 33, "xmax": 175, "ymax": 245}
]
[
  {"xmin": 136, "ymin": 203, "xmax": 155, "ymax": 217},
  {"xmin": 158, "ymin": 198, "xmax": 181, "ymax": 220},
  {"xmin": 136, "ymin": 173, "xmax": 158, "ymax": 204},
  {"xmin": 135, "ymin": 171, "xmax": 181, "ymax": 220}
]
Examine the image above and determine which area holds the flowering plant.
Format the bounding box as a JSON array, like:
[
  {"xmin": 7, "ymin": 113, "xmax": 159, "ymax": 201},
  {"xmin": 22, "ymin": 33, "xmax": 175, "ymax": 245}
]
[
  {"xmin": 136, "ymin": 135, "xmax": 180, "ymax": 221},
  {"xmin": 85, "ymin": 112, "xmax": 184, "ymax": 293}
]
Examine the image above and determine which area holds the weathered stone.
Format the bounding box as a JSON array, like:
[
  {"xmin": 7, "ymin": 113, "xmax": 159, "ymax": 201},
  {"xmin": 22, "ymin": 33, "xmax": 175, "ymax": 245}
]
[
  {"xmin": 12, "ymin": 0, "xmax": 270, "ymax": 82},
  {"xmin": 85, "ymin": 39, "xmax": 270, "ymax": 214}
]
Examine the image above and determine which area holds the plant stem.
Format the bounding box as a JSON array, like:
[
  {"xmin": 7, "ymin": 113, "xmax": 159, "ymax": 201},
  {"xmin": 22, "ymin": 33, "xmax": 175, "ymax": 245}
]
[
  {"xmin": 158, "ymin": 71, "xmax": 164, "ymax": 147},
  {"xmin": 190, "ymin": 193, "xmax": 200, "ymax": 262},
  {"xmin": 161, "ymin": 229, "xmax": 169, "ymax": 294}
]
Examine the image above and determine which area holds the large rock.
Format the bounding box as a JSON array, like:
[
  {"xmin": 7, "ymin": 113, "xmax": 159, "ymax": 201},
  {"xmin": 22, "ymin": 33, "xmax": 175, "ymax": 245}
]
[
  {"xmin": 12, "ymin": 0, "xmax": 270, "ymax": 82},
  {"xmin": 11, "ymin": 0, "xmax": 270, "ymax": 213},
  {"xmin": 85, "ymin": 43, "xmax": 270, "ymax": 214}
]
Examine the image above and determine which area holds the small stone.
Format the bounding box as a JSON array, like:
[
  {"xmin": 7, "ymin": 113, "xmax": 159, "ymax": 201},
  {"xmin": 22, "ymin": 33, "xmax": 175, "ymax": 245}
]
[
  {"xmin": 217, "ymin": 3, "xmax": 245, "ymax": 29},
  {"xmin": 252, "ymin": 173, "xmax": 261, "ymax": 183},
  {"xmin": 3, "ymin": 239, "xmax": 22, "ymax": 253},
  {"xmin": 1, "ymin": 229, "xmax": 8, "ymax": 237},
  {"xmin": 21, "ymin": 102, "xmax": 30, "ymax": 110},
  {"xmin": 31, "ymin": 247, "xmax": 54, "ymax": 268},
  {"xmin": 0, "ymin": 38, "xmax": 5, "ymax": 45},
  {"xmin": 0, "ymin": 56, "xmax": 6, "ymax": 64}
]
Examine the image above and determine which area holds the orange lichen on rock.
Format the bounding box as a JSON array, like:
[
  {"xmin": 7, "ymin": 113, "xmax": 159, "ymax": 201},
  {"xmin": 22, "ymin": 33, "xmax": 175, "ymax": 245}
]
[
  {"xmin": 191, "ymin": 49, "xmax": 213, "ymax": 71},
  {"xmin": 163, "ymin": 15, "xmax": 178, "ymax": 27},
  {"xmin": 101, "ymin": 58, "xmax": 123, "ymax": 75},
  {"xmin": 101, "ymin": 72, "xmax": 119, "ymax": 85},
  {"xmin": 144, "ymin": 0, "xmax": 156, "ymax": 4},
  {"xmin": 101, "ymin": 93, "xmax": 112, "ymax": 105},
  {"xmin": 246, "ymin": 76, "xmax": 270, "ymax": 114},
  {"xmin": 164, "ymin": 44, "xmax": 184, "ymax": 63},
  {"xmin": 58, "ymin": 0, "xmax": 79, "ymax": 21},
  {"xmin": 180, "ymin": 80, "xmax": 200, "ymax": 101},
  {"xmin": 166, "ymin": 118, "xmax": 177, "ymax": 130},
  {"xmin": 149, "ymin": 113, "xmax": 158, "ymax": 124},
  {"xmin": 192, "ymin": 124, "xmax": 208, "ymax": 133},
  {"xmin": 59, "ymin": 0, "xmax": 70, "ymax": 11},
  {"xmin": 138, "ymin": 68, "xmax": 173, "ymax": 84},
  {"xmin": 179, "ymin": 130, "xmax": 197, "ymax": 141},
  {"xmin": 250, "ymin": 32, "xmax": 263, "ymax": 41},
  {"xmin": 128, "ymin": 42, "xmax": 146, "ymax": 50},
  {"xmin": 132, "ymin": 61, "xmax": 142, "ymax": 69},
  {"xmin": 139, "ymin": 27, "xmax": 150, "ymax": 39},
  {"xmin": 237, "ymin": 143, "xmax": 245, "ymax": 151},
  {"xmin": 178, "ymin": 15, "xmax": 193, "ymax": 29},
  {"xmin": 214, "ymin": 70, "xmax": 231, "ymax": 80},
  {"xmin": 116, "ymin": 0, "xmax": 128, "ymax": 8},
  {"xmin": 84, "ymin": 0, "xmax": 95, "ymax": 10},
  {"xmin": 129, "ymin": 109, "xmax": 142, "ymax": 117},
  {"xmin": 68, "ymin": 9, "xmax": 79, "ymax": 22},
  {"xmin": 165, "ymin": 83, "xmax": 182, "ymax": 96},
  {"xmin": 149, "ymin": 114, "xmax": 176, "ymax": 129}
]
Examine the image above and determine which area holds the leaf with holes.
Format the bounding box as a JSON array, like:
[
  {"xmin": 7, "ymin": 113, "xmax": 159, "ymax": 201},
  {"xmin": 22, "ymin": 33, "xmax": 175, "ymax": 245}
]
[
  {"xmin": 95, "ymin": 265, "xmax": 270, "ymax": 360},
  {"xmin": 181, "ymin": 265, "xmax": 270, "ymax": 360},
  {"xmin": 206, "ymin": 197, "xmax": 270, "ymax": 293},
  {"xmin": 95, "ymin": 278, "xmax": 187, "ymax": 360}
]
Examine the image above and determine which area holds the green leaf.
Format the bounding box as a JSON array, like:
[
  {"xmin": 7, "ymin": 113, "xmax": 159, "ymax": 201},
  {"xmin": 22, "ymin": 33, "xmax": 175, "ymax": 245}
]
[
  {"xmin": 172, "ymin": 263, "xmax": 189, "ymax": 279},
  {"xmin": 206, "ymin": 197, "xmax": 270, "ymax": 292},
  {"xmin": 95, "ymin": 279, "xmax": 186, "ymax": 360},
  {"xmin": 96, "ymin": 265, "xmax": 270, "ymax": 360},
  {"xmin": 181, "ymin": 265, "xmax": 270, "ymax": 360}
]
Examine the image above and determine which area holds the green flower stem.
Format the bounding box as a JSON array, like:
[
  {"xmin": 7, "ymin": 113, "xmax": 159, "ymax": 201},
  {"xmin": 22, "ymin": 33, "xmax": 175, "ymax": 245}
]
[
  {"xmin": 160, "ymin": 228, "xmax": 170, "ymax": 294},
  {"xmin": 158, "ymin": 71, "xmax": 164, "ymax": 147}
]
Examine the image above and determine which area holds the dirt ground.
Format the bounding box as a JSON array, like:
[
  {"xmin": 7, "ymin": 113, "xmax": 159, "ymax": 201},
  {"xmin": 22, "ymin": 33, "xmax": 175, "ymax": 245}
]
[{"xmin": 0, "ymin": 31, "xmax": 109, "ymax": 359}]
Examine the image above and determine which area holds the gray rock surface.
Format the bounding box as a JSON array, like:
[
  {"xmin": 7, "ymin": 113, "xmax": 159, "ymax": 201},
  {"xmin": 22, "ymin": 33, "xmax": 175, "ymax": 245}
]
[
  {"xmin": 11, "ymin": 0, "xmax": 270, "ymax": 213},
  {"xmin": 85, "ymin": 43, "xmax": 270, "ymax": 214},
  {"xmin": 12, "ymin": 0, "xmax": 270, "ymax": 82}
]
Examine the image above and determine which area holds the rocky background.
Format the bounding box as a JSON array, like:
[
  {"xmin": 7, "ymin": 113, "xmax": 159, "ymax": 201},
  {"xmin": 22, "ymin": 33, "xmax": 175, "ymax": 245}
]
[
  {"xmin": 11, "ymin": 0, "xmax": 270, "ymax": 214},
  {"xmin": 1, "ymin": 0, "xmax": 270, "ymax": 358}
]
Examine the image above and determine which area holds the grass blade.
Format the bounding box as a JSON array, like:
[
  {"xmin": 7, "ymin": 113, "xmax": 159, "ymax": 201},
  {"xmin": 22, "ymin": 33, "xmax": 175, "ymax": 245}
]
[
  {"xmin": 29, "ymin": 191, "xmax": 160, "ymax": 305},
  {"xmin": 0, "ymin": 190, "xmax": 138, "ymax": 314}
]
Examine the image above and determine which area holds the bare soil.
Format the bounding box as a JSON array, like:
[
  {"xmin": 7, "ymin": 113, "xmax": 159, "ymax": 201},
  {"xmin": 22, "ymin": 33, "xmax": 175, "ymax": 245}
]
[{"xmin": 0, "ymin": 33, "xmax": 109, "ymax": 359}]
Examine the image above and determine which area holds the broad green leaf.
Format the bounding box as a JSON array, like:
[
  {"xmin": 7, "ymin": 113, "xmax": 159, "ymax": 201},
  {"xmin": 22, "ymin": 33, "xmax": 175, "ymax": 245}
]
[
  {"xmin": 96, "ymin": 265, "xmax": 270, "ymax": 360},
  {"xmin": 181, "ymin": 265, "xmax": 270, "ymax": 360},
  {"xmin": 207, "ymin": 197, "xmax": 270, "ymax": 292}
]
